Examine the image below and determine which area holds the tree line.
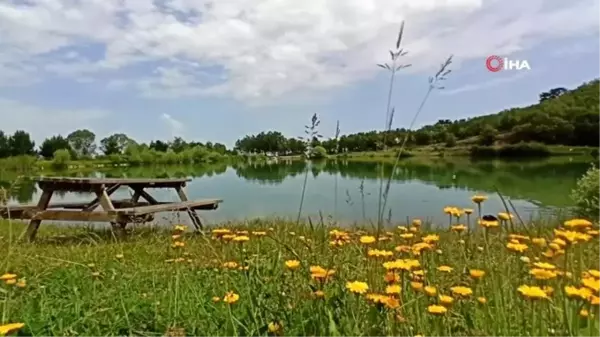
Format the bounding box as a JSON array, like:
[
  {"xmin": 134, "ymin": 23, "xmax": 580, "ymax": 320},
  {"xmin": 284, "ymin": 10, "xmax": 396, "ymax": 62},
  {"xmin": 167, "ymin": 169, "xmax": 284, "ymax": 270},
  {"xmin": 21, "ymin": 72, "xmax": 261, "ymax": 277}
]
[
  {"xmin": 0, "ymin": 129, "xmax": 232, "ymax": 166},
  {"xmin": 234, "ymin": 80, "xmax": 599, "ymax": 155}
]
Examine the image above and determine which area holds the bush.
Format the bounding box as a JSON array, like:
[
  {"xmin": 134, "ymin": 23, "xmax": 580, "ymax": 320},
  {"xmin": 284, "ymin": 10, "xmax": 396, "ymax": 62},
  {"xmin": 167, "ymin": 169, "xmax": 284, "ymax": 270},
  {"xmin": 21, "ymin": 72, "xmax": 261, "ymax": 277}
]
[
  {"xmin": 51, "ymin": 149, "xmax": 71, "ymax": 169},
  {"xmin": 570, "ymin": 165, "xmax": 599, "ymax": 219},
  {"xmin": 310, "ymin": 146, "xmax": 328, "ymax": 159}
]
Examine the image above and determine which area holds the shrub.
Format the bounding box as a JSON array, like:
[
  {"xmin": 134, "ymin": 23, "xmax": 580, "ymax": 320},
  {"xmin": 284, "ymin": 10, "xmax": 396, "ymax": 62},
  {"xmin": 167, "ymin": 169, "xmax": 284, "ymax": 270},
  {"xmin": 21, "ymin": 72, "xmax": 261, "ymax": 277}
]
[
  {"xmin": 570, "ymin": 165, "xmax": 599, "ymax": 219},
  {"xmin": 51, "ymin": 149, "xmax": 71, "ymax": 169},
  {"xmin": 310, "ymin": 146, "xmax": 328, "ymax": 159}
]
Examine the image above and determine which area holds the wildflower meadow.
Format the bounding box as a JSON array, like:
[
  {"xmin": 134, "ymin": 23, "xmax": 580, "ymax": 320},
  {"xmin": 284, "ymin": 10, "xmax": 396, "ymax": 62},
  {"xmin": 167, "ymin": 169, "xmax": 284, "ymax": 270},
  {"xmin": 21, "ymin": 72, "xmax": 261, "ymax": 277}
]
[{"xmin": 0, "ymin": 195, "xmax": 599, "ymax": 336}]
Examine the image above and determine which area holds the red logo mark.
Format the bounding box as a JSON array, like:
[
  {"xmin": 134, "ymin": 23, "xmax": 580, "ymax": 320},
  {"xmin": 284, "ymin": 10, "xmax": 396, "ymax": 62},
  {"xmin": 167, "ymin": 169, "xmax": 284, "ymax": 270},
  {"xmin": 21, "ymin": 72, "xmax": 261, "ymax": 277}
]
[{"xmin": 486, "ymin": 55, "xmax": 503, "ymax": 72}]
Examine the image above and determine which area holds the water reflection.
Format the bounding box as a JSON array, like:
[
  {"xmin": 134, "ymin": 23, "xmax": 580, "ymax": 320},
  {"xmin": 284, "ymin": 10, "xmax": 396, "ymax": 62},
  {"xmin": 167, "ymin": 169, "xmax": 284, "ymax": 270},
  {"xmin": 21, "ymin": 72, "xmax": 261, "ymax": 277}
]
[{"xmin": 0, "ymin": 157, "xmax": 591, "ymax": 208}]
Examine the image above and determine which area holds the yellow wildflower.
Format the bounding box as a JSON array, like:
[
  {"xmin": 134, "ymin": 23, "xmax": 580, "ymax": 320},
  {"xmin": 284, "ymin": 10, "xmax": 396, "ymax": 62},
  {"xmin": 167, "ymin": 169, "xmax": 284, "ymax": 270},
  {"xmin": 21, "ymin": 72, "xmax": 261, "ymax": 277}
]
[
  {"xmin": 477, "ymin": 297, "xmax": 487, "ymax": 304},
  {"xmin": 471, "ymin": 195, "xmax": 488, "ymax": 204},
  {"xmin": 385, "ymin": 284, "xmax": 401, "ymax": 295},
  {"xmin": 0, "ymin": 273, "xmax": 16, "ymax": 281},
  {"xmin": 437, "ymin": 265, "xmax": 453, "ymax": 273},
  {"xmin": 498, "ymin": 212, "xmax": 513, "ymax": 221},
  {"xmin": 346, "ymin": 281, "xmax": 369, "ymax": 294},
  {"xmin": 0, "ymin": 323, "xmax": 25, "ymax": 336},
  {"xmin": 533, "ymin": 262, "xmax": 556, "ymax": 270},
  {"xmin": 422, "ymin": 234, "xmax": 439, "ymax": 244},
  {"xmin": 233, "ymin": 235, "xmax": 250, "ymax": 242},
  {"xmin": 517, "ymin": 285, "xmax": 548, "ymax": 300},
  {"xmin": 529, "ymin": 268, "xmax": 557, "ymax": 280},
  {"xmin": 359, "ymin": 235, "xmax": 376, "ymax": 244},
  {"xmin": 223, "ymin": 291, "xmax": 240, "ymax": 304},
  {"xmin": 469, "ymin": 269, "xmax": 485, "ymax": 279},
  {"xmin": 451, "ymin": 224, "xmax": 467, "ymax": 232},
  {"xmin": 563, "ymin": 219, "xmax": 593, "ymax": 230},
  {"xmin": 506, "ymin": 242, "xmax": 528, "ymax": 253},
  {"xmin": 427, "ymin": 305, "xmax": 447, "ymax": 315},
  {"xmin": 284, "ymin": 260, "xmax": 300, "ymax": 270},
  {"xmin": 450, "ymin": 286, "xmax": 473, "ymax": 297},
  {"xmin": 424, "ymin": 286, "xmax": 437, "ymax": 297},
  {"xmin": 439, "ymin": 295, "xmax": 454, "ymax": 305}
]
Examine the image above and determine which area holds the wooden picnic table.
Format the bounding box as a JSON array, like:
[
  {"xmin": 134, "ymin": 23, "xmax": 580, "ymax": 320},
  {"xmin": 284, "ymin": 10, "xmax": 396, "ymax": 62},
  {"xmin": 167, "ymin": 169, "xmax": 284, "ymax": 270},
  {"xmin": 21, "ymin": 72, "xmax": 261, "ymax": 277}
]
[{"xmin": 0, "ymin": 177, "xmax": 222, "ymax": 241}]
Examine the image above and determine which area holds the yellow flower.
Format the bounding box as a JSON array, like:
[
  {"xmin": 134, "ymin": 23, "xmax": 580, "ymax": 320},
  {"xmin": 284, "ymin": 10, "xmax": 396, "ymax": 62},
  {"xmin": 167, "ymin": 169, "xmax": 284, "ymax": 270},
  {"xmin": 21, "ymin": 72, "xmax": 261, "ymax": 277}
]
[
  {"xmin": 463, "ymin": 208, "xmax": 474, "ymax": 214},
  {"xmin": 252, "ymin": 231, "xmax": 267, "ymax": 236},
  {"xmin": 582, "ymin": 277, "xmax": 600, "ymax": 293},
  {"xmin": 233, "ymin": 235, "xmax": 250, "ymax": 242},
  {"xmin": 223, "ymin": 291, "xmax": 240, "ymax": 304},
  {"xmin": 533, "ymin": 262, "xmax": 556, "ymax": 270},
  {"xmin": 411, "ymin": 282, "xmax": 424, "ymax": 291},
  {"xmin": 411, "ymin": 242, "xmax": 433, "ymax": 255},
  {"xmin": 397, "ymin": 226, "xmax": 408, "ymax": 232},
  {"xmin": 310, "ymin": 266, "xmax": 335, "ymax": 280},
  {"xmin": 443, "ymin": 206, "xmax": 455, "ymax": 214},
  {"xmin": 412, "ymin": 219, "xmax": 422, "ymax": 226},
  {"xmin": 529, "ymin": 268, "xmax": 557, "ymax": 280},
  {"xmin": 506, "ymin": 242, "xmax": 529, "ymax": 253},
  {"xmin": 564, "ymin": 219, "xmax": 593, "ymax": 230},
  {"xmin": 564, "ymin": 286, "xmax": 592, "ymax": 301},
  {"xmin": 477, "ymin": 297, "xmax": 487, "ymax": 304},
  {"xmin": 400, "ymin": 233, "xmax": 414, "ymax": 239},
  {"xmin": 385, "ymin": 284, "xmax": 401, "ymax": 295},
  {"xmin": 384, "ymin": 296, "xmax": 400, "ymax": 309},
  {"xmin": 531, "ymin": 238, "xmax": 547, "ymax": 247},
  {"xmin": 0, "ymin": 323, "xmax": 25, "ymax": 336},
  {"xmin": 313, "ymin": 290, "xmax": 325, "ymax": 298},
  {"xmin": 212, "ymin": 296, "xmax": 221, "ymax": 302},
  {"xmin": 0, "ymin": 273, "xmax": 17, "ymax": 281},
  {"xmin": 439, "ymin": 295, "xmax": 454, "ymax": 305},
  {"xmin": 450, "ymin": 286, "xmax": 473, "ymax": 297},
  {"xmin": 451, "ymin": 224, "xmax": 467, "ymax": 233},
  {"xmin": 422, "ymin": 234, "xmax": 439, "ymax": 244},
  {"xmin": 223, "ymin": 261, "xmax": 238, "ymax": 269},
  {"xmin": 580, "ymin": 309, "xmax": 589, "ymax": 318},
  {"xmin": 5, "ymin": 279, "xmax": 16, "ymax": 285},
  {"xmin": 479, "ymin": 220, "xmax": 499, "ymax": 228},
  {"xmin": 359, "ymin": 235, "xmax": 376, "ymax": 244},
  {"xmin": 554, "ymin": 229, "xmax": 591, "ymax": 244},
  {"xmin": 587, "ymin": 269, "xmax": 600, "ymax": 278},
  {"xmin": 383, "ymin": 259, "xmax": 420, "ymax": 271},
  {"xmin": 346, "ymin": 281, "xmax": 369, "ymax": 294},
  {"xmin": 174, "ymin": 225, "xmax": 187, "ymax": 232},
  {"xmin": 498, "ymin": 212, "xmax": 513, "ymax": 221},
  {"xmin": 367, "ymin": 249, "xmax": 394, "ymax": 258},
  {"xmin": 471, "ymin": 195, "xmax": 488, "ymax": 204},
  {"xmin": 424, "ymin": 286, "xmax": 437, "ymax": 297},
  {"xmin": 15, "ymin": 279, "xmax": 26, "ymax": 288},
  {"xmin": 437, "ymin": 265, "xmax": 453, "ymax": 273},
  {"xmin": 285, "ymin": 260, "xmax": 300, "ymax": 270},
  {"xmin": 365, "ymin": 293, "xmax": 388, "ymax": 304},
  {"xmin": 469, "ymin": 269, "xmax": 485, "ymax": 279},
  {"xmin": 590, "ymin": 295, "xmax": 600, "ymax": 305},
  {"xmin": 427, "ymin": 305, "xmax": 447, "ymax": 315},
  {"xmin": 171, "ymin": 241, "xmax": 185, "ymax": 248},
  {"xmin": 268, "ymin": 322, "xmax": 282, "ymax": 334},
  {"xmin": 517, "ymin": 285, "xmax": 548, "ymax": 299},
  {"xmin": 212, "ymin": 228, "xmax": 231, "ymax": 236}
]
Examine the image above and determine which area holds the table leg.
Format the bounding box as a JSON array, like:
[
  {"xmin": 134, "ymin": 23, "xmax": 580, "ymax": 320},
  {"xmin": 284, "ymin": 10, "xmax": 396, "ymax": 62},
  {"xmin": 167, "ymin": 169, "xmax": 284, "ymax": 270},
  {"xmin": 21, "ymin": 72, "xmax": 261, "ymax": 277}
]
[
  {"xmin": 83, "ymin": 184, "xmax": 121, "ymax": 211},
  {"xmin": 95, "ymin": 185, "xmax": 126, "ymax": 237},
  {"xmin": 23, "ymin": 189, "xmax": 54, "ymax": 242},
  {"xmin": 175, "ymin": 186, "xmax": 203, "ymax": 230}
]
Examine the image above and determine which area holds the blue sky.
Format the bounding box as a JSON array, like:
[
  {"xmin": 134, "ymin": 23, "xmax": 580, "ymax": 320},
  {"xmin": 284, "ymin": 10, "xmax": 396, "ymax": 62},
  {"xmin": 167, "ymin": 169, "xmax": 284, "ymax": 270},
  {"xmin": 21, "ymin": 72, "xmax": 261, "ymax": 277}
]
[{"xmin": 0, "ymin": 0, "xmax": 598, "ymax": 149}]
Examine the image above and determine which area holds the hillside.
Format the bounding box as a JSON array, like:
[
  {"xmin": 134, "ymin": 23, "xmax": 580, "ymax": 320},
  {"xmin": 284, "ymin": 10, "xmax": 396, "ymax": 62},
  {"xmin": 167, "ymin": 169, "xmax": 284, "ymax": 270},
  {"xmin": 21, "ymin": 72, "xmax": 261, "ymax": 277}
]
[{"xmin": 234, "ymin": 79, "xmax": 599, "ymax": 155}]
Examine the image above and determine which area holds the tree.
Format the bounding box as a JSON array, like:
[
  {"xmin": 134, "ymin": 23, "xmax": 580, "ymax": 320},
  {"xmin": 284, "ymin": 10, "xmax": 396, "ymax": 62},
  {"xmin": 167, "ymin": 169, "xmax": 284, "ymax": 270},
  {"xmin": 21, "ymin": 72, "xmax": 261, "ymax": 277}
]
[
  {"xmin": 149, "ymin": 140, "xmax": 169, "ymax": 152},
  {"xmin": 539, "ymin": 87, "xmax": 567, "ymax": 102},
  {"xmin": 444, "ymin": 133, "xmax": 457, "ymax": 148},
  {"xmin": 39, "ymin": 135, "xmax": 71, "ymax": 159},
  {"xmin": 0, "ymin": 131, "xmax": 9, "ymax": 158},
  {"xmin": 478, "ymin": 125, "xmax": 497, "ymax": 146},
  {"xmin": 100, "ymin": 133, "xmax": 133, "ymax": 155},
  {"xmin": 67, "ymin": 129, "xmax": 96, "ymax": 158},
  {"xmin": 8, "ymin": 130, "xmax": 35, "ymax": 156},
  {"xmin": 52, "ymin": 149, "xmax": 71, "ymax": 169}
]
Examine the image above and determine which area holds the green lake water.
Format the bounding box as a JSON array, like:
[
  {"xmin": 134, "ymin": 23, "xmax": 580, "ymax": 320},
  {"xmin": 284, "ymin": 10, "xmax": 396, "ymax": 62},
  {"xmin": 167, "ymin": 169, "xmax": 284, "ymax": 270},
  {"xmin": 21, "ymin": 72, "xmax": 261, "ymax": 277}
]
[{"xmin": 0, "ymin": 157, "xmax": 593, "ymax": 227}]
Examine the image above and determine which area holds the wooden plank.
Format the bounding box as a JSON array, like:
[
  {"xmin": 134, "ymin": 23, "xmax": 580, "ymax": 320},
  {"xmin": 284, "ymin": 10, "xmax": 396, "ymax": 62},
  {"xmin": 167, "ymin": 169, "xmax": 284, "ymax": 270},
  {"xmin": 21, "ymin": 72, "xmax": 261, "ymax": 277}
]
[
  {"xmin": 131, "ymin": 187, "xmax": 159, "ymax": 204},
  {"xmin": 176, "ymin": 186, "xmax": 204, "ymax": 230},
  {"xmin": 36, "ymin": 177, "xmax": 190, "ymax": 192},
  {"xmin": 24, "ymin": 189, "xmax": 53, "ymax": 242},
  {"xmin": 0, "ymin": 199, "xmax": 162, "ymax": 213},
  {"xmin": 116, "ymin": 199, "xmax": 222, "ymax": 216},
  {"xmin": 26, "ymin": 209, "xmax": 117, "ymax": 222}
]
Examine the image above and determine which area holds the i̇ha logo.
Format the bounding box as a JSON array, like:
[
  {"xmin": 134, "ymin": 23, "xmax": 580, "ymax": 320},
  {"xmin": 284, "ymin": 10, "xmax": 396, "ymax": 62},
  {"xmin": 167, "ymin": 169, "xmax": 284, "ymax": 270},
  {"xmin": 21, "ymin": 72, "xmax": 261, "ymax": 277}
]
[{"xmin": 486, "ymin": 55, "xmax": 531, "ymax": 72}]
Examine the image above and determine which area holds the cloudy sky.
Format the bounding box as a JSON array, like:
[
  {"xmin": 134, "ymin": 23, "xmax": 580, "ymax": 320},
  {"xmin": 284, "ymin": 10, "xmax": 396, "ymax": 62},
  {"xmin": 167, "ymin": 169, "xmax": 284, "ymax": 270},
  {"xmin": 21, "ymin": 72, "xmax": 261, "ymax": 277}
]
[{"xmin": 0, "ymin": 0, "xmax": 598, "ymax": 148}]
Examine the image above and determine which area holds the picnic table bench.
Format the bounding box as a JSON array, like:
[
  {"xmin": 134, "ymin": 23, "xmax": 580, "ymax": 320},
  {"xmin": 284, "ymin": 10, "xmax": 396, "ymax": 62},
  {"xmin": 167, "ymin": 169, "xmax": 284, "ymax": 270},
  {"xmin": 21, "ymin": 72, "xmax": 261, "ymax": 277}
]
[{"xmin": 0, "ymin": 177, "xmax": 222, "ymax": 241}]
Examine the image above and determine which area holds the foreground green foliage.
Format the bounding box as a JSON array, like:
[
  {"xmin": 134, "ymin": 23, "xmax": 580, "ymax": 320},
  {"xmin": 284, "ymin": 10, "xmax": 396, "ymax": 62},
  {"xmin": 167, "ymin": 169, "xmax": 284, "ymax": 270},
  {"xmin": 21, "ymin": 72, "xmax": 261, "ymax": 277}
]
[
  {"xmin": 1, "ymin": 209, "xmax": 598, "ymax": 336},
  {"xmin": 571, "ymin": 165, "xmax": 600, "ymax": 220}
]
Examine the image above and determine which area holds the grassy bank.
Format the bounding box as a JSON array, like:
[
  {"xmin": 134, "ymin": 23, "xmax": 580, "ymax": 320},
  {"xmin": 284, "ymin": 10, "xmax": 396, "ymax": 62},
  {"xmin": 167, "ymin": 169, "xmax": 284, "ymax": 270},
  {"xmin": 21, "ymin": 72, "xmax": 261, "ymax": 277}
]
[
  {"xmin": 1, "ymin": 200, "xmax": 598, "ymax": 336},
  {"xmin": 334, "ymin": 144, "xmax": 597, "ymax": 162}
]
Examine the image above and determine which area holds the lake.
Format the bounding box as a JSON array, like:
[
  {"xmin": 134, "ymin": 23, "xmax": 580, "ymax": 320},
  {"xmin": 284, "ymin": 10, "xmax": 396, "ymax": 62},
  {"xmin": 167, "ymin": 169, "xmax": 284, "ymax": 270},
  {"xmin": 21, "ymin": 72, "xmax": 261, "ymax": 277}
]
[{"xmin": 0, "ymin": 157, "xmax": 592, "ymax": 227}]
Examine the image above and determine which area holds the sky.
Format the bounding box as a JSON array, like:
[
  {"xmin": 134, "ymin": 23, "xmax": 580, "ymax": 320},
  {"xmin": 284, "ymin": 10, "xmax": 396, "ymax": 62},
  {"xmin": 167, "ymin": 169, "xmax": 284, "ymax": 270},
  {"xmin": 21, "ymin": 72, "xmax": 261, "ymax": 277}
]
[{"xmin": 0, "ymin": 0, "xmax": 598, "ymax": 149}]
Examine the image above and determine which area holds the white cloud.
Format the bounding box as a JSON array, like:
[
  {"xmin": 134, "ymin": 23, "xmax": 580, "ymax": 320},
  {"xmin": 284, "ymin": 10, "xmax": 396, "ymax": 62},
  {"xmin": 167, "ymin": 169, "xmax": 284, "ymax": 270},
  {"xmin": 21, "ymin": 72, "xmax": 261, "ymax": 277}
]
[
  {"xmin": 161, "ymin": 113, "xmax": 185, "ymax": 138},
  {"xmin": 0, "ymin": 0, "xmax": 597, "ymax": 101},
  {"xmin": 0, "ymin": 98, "xmax": 110, "ymax": 143}
]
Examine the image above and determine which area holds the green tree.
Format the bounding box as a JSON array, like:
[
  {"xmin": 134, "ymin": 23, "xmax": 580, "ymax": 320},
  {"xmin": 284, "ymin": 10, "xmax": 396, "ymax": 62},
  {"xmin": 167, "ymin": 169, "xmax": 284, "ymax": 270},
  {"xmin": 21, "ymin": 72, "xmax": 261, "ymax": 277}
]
[
  {"xmin": 477, "ymin": 125, "xmax": 497, "ymax": 146},
  {"xmin": 100, "ymin": 133, "xmax": 133, "ymax": 155},
  {"xmin": 8, "ymin": 130, "xmax": 35, "ymax": 156},
  {"xmin": 66, "ymin": 129, "xmax": 96, "ymax": 158},
  {"xmin": 40, "ymin": 135, "xmax": 71, "ymax": 159},
  {"xmin": 0, "ymin": 131, "xmax": 10, "ymax": 158}
]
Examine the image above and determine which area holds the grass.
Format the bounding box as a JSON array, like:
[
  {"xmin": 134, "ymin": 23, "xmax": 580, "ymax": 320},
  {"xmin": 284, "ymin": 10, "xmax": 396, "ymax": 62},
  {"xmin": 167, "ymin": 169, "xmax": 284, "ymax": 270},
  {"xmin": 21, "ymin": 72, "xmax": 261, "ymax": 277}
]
[{"xmin": 0, "ymin": 202, "xmax": 599, "ymax": 336}]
